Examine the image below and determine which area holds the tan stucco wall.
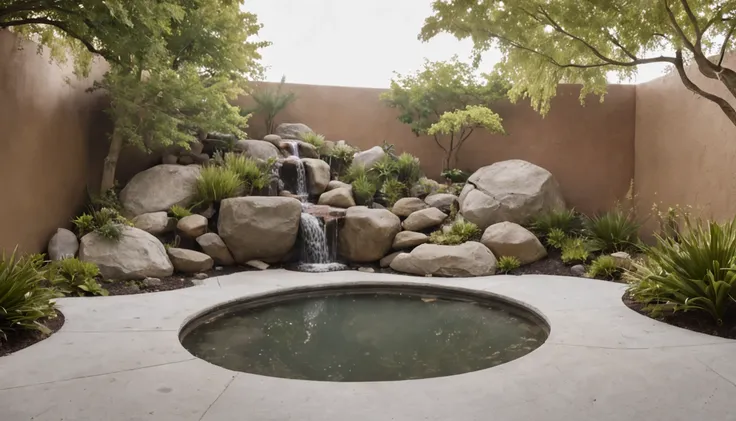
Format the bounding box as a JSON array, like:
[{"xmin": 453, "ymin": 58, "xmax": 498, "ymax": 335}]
[
  {"xmin": 0, "ymin": 30, "xmax": 107, "ymax": 254},
  {"xmin": 239, "ymin": 83, "xmax": 636, "ymax": 215},
  {"xmin": 635, "ymin": 55, "xmax": 736, "ymax": 231}
]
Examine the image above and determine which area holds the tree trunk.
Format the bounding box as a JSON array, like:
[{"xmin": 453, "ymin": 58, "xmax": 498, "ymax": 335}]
[{"xmin": 100, "ymin": 129, "xmax": 124, "ymax": 194}]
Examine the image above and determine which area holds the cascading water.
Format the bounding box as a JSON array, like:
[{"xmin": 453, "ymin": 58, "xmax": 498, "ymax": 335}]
[{"xmin": 287, "ymin": 141, "xmax": 308, "ymax": 202}]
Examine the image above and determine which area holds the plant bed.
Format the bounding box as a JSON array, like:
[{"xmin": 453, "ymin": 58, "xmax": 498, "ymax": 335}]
[
  {"xmin": 0, "ymin": 310, "xmax": 65, "ymax": 357},
  {"xmin": 622, "ymin": 292, "xmax": 736, "ymax": 340}
]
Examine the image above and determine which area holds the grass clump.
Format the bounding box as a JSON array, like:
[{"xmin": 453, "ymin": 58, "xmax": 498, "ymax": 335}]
[
  {"xmin": 560, "ymin": 237, "xmax": 590, "ymax": 264},
  {"xmin": 586, "ymin": 256, "xmax": 620, "ymax": 280},
  {"xmin": 46, "ymin": 258, "xmax": 108, "ymax": 297},
  {"xmin": 223, "ymin": 153, "xmax": 273, "ymax": 195},
  {"xmin": 195, "ymin": 166, "xmax": 243, "ymax": 205},
  {"xmin": 498, "ymin": 256, "xmax": 521, "ymax": 274},
  {"xmin": 323, "ymin": 144, "xmax": 356, "ymax": 177},
  {"xmin": 546, "ymin": 228, "xmax": 567, "ymax": 249},
  {"xmin": 440, "ymin": 168, "xmax": 469, "ymax": 183},
  {"xmin": 370, "ymin": 155, "xmax": 398, "ymax": 183},
  {"xmin": 531, "ymin": 208, "xmax": 580, "ymax": 236},
  {"xmin": 169, "ymin": 205, "xmax": 193, "ymax": 220},
  {"xmin": 381, "ymin": 179, "xmax": 407, "ymax": 208},
  {"xmin": 395, "ymin": 153, "xmax": 422, "ymax": 186},
  {"xmin": 300, "ymin": 132, "xmax": 326, "ymax": 148},
  {"xmin": 583, "ymin": 209, "xmax": 639, "ymax": 253},
  {"xmin": 429, "ymin": 220, "xmax": 481, "ymax": 245},
  {"xmin": 352, "ymin": 175, "xmax": 378, "ymax": 206}
]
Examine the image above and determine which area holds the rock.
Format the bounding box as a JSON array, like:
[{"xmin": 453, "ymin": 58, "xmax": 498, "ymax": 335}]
[
  {"xmin": 571, "ymin": 265, "xmax": 586, "ymax": 276},
  {"xmin": 280, "ymin": 191, "xmax": 302, "ymax": 200},
  {"xmin": 142, "ymin": 277, "xmax": 162, "ymax": 288},
  {"xmin": 48, "ymin": 228, "xmax": 79, "ymax": 260},
  {"xmin": 235, "ymin": 139, "xmax": 280, "ymax": 161},
  {"xmin": 459, "ymin": 160, "xmax": 566, "ymax": 229},
  {"xmin": 215, "ymin": 266, "xmax": 224, "ymax": 271},
  {"xmin": 358, "ymin": 267, "xmax": 375, "ymax": 273},
  {"xmin": 192, "ymin": 153, "xmax": 210, "ymax": 165},
  {"xmin": 218, "ymin": 197, "xmax": 302, "ymax": 263},
  {"xmin": 353, "ymin": 146, "xmax": 385, "ymax": 169},
  {"xmin": 425, "ymin": 194, "xmax": 458, "ymax": 214},
  {"xmin": 380, "ymin": 251, "xmax": 401, "ymax": 268},
  {"xmin": 318, "ymin": 188, "xmax": 355, "ymax": 208},
  {"xmin": 410, "ymin": 178, "xmax": 441, "ymax": 198},
  {"xmin": 162, "ymin": 154, "xmax": 178, "ymax": 165},
  {"xmin": 178, "ymin": 156, "xmax": 195, "ymax": 165},
  {"xmin": 391, "ymin": 197, "xmax": 429, "ymax": 218},
  {"xmin": 372, "ymin": 203, "xmax": 386, "ymax": 210},
  {"xmin": 198, "ymin": 205, "xmax": 216, "ymax": 219},
  {"xmin": 168, "ymin": 248, "xmax": 214, "ymax": 273},
  {"xmin": 302, "ymin": 158, "xmax": 330, "ymax": 195},
  {"xmin": 263, "ymin": 134, "xmax": 282, "ymax": 147},
  {"xmin": 390, "ymin": 242, "xmax": 497, "ymax": 277},
  {"xmin": 611, "ymin": 252, "xmax": 633, "ymax": 270},
  {"xmin": 120, "ymin": 165, "xmax": 200, "ymax": 217},
  {"xmin": 196, "ymin": 233, "xmax": 235, "ymax": 266},
  {"xmin": 296, "ymin": 141, "xmax": 320, "ymax": 159},
  {"xmin": 177, "ymin": 215, "xmax": 208, "ymax": 238},
  {"xmin": 79, "ymin": 226, "xmax": 173, "ymax": 280},
  {"xmin": 402, "ymin": 208, "xmax": 447, "ymax": 231},
  {"xmin": 132, "ymin": 212, "xmax": 171, "ymax": 235},
  {"xmin": 189, "ymin": 141, "xmax": 204, "ymax": 155},
  {"xmin": 481, "ymin": 222, "xmax": 547, "ymax": 265},
  {"xmin": 246, "ymin": 260, "xmax": 270, "ymax": 270},
  {"xmin": 275, "ymin": 123, "xmax": 313, "ymax": 140},
  {"xmin": 392, "ymin": 231, "xmax": 429, "ymax": 250},
  {"xmin": 194, "ymin": 273, "xmax": 209, "ymax": 280},
  {"xmin": 327, "ymin": 180, "xmax": 352, "ymax": 191},
  {"xmin": 339, "ymin": 206, "xmax": 401, "ymax": 263}
]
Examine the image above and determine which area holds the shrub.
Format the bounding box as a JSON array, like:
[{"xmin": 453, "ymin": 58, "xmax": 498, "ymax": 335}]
[
  {"xmin": 247, "ymin": 76, "xmax": 296, "ymax": 135},
  {"xmin": 342, "ymin": 163, "xmax": 373, "ymax": 184},
  {"xmin": 88, "ymin": 187, "xmax": 123, "ymax": 212},
  {"xmin": 0, "ymin": 250, "xmax": 57, "ymax": 340},
  {"xmin": 195, "ymin": 166, "xmax": 243, "ymax": 205},
  {"xmin": 324, "ymin": 144, "xmax": 356, "ymax": 176},
  {"xmin": 498, "ymin": 256, "xmax": 521, "ymax": 274},
  {"xmin": 429, "ymin": 220, "xmax": 480, "ymax": 245},
  {"xmin": 72, "ymin": 207, "xmax": 131, "ymax": 240},
  {"xmin": 72, "ymin": 214, "xmax": 95, "ymax": 237},
  {"xmin": 169, "ymin": 205, "xmax": 193, "ymax": 220},
  {"xmin": 352, "ymin": 175, "xmax": 378, "ymax": 206},
  {"xmin": 381, "ymin": 179, "xmax": 407, "ymax": 207},
  {"xmin": 440, "ymin": 168, "xmax": 469, "ymax": 183},
  {"xmin": 395, "ymin": 153, "xmax": 422, "ymax": 186},
  {"xmin": 546, "ymin": 228, "xmax": 567, "ymax": 249},
  {"xmin": 46, "ymin": 258, "xmax": 108, "ymax": 297},
  {"xmin": 561, "ymin": 237, "xmax": 590, "ymax": 264},
  {"xmin": 370, "ymin": 155, "xmax": 398, "ymax": 183},
  {"xmin": 300, "ymin": 132, "xmax": 326, "ymax": 148},
  {"xmin": 429, "ymin": 231, "xmax": 464, "ymax": 245},
  {"xmin": 586, "ymin": 256, "xmax": 620, "ymax": 279},
  {"xmin": 583, "ymin": 209, "xmax": 639, "ymax": 252},
  {"xmin": 531, "ymin": 209, "xmax": 579, "ymax": 236},
  {"xmin": 223, "ymin": 153, "xmax": 272, "ymax": 195},
  {"xmin": 626, "ymin": 217, "xmax": 736, "ymax": 324}
]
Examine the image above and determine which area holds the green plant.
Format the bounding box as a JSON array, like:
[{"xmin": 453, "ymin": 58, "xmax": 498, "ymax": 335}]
[
  {"xmin": 164, "ymin": 235, "xmax": 182, "ymax": 250},
  {"xmin": 223, "ymin": 153, "xmax": 272, "ymax": 195},
  {"xmin": 72, "ymin": 207, "xmax": 130, "ymax": 240},
  {"xmin": 498, "ymin": 256, "xmax": 521, "ymax": 274},
  {"xmin": 72, "ymin": 214, "xmax": 95, "ymax": 237},
  {"xmin": 586, "ymin": 256, "xmax": 620, "ymax": 280},
  {"xmin": 46, "ymin": 258, "xmax": 108, "ymax": 297},
  {"xmin": 195, "ymin": 166, "xmax": 243, "ymax": 205},
  {"xmin": 440, "ymin": 168, "xmax": 469, "ymax": 183},
  {"xmin": 531, "ymin": 209, "xmax": 579, "ymax": 236},
  {"xmin": 324, "ymin": 144, "xmax": 357, "ymax": 177},
  {"xmin": 395, "ymin": 153, "xmax": 422, "ymax": 186},
  {"xmin": 248, "ymin": 76, "xmax": 297, "ymax": 135},
  {"xmin": 300, "ymin": 132, "xmax": 326, "ymax": 149},
  {"xmin": 381, "ymin": 179, "xmax": 407, "ymax": 207},
  {"xmin": 96, "ymin": 222, "xmax": 123, "ymax": 241},
  {"xmin": 352, "ymin": 175, "xmax": 378, "ymax": 206},
  {"xmin": 342, "ymin": 164, "xmax": 373, "ymax": 184},
  {"xmin": 546, "ymin": 228, "xmax": 567, "ymax": 250},
  {"xmin": 381, "ymin": 140, "xmax": 397, "ymax": 157},
  {"xmin": 429, "ymin": 220, "xmax": 481, "ymax": 245},
  {"xmin": 626, "ymin": 217, "xmax": 736, "ymax": 324},
  {"xmin": 0, "ymin": 250, "xmax": 57, "ymax": 340},
  {"xmin": 429, "ymin": 231, "xmax": 464, "ymax": 245},
  {"xmin": 561, "ymin": 237, "xmax": 590, "ymax": 264},
  {"xmin": 583, "ymin": 209, "xmax": 640, "ymax": 253},
  {"xmin": 370, "ymin": 155, "xmax": 399, "ymax": 183},
  {"xmin": 169, "ymin": 205, "xmax": 193, "ymax": 220},
  {"xmin": 88, "ymin": 186, "xmax": 123, "ymax": 212}
]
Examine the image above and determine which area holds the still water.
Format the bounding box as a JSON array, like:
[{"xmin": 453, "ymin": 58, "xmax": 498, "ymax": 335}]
[{"xmin": 181, "ymin": 291, "xmax": 548, "ymax": 382}]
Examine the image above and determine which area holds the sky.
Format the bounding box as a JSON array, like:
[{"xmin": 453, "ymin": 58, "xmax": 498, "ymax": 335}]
[{"xmin": 244, "ymin": 0, "xmax": 672, "ymax": 88}]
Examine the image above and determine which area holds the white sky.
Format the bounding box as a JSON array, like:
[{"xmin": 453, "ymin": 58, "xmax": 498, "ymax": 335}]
[{"xmin": 245, "ymin": 0, "xmax": 671, "ymax": 88}]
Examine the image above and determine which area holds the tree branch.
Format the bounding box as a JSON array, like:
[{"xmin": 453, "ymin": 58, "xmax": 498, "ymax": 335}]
[
  {"xmin": 607, "ymin": 33, "xmax": 637, "ymax": 61},
  {"xmin": 674, "ymin": 50, "xmax": 736, "ymax": 126},
  {"xmin": 431, "ymin": 134, "xmax": 448, "ymax": 154},
  {"xmin": 663, "ymin": 0, "xmax": 697, "ymax": 53},
  {"xmin": 719, "ymin": 21, "xmax": 736, "ymax": 66},
  {"xmin": 679, "ymin": 0, "xmax": 701, "ymax": 45}
]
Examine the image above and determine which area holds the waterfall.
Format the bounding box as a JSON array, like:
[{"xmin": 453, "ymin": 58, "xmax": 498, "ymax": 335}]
[
  {"xmin": 297, "ymin": 213, "xmax": 346, "ymax": 272},
  {"xmin": 287, "ymin": 141, "xmax": 308, "ymax": 202}
]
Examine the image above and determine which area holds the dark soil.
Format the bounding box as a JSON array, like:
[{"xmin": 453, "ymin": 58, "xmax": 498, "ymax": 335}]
[
  {"xmin": 0, "ymin": 310, "xmax": 65, "ymax": 357},
  {"xmin": 623, "ymin": 292, "xmax": 736, "ymax": 340},
  {"xmin": 509, "ymin": 250, "xmax": 572, "ymax": 277}
]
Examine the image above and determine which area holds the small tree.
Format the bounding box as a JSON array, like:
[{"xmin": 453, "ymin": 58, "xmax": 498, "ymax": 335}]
[
  {"xmin": 247, "ymin": 76, "xmax": 297, "ymax": 136},
  {"xmin": 381, "ymin": 56, "xmax": 509, "ymax": 170},
  {"xmin": 428, "ymin": 105, "xmax": 505, "ymax": 167}
]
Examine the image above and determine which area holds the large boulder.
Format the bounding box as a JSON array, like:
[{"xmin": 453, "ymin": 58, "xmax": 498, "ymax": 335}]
[
  {"xmin": 318, "ymin": 188, "xmax": 355, "ymax": 208},
  {"xmin": 410, "ymin": 178, "xmax": 441, "ymax": 198},
  {"xmin": 402, "ymin": 208, "xmax": 447, "ymax": 231},
  {"xmin": 196, "ymin": 233, "xmax": 235, "ymax": 266},
  {"xmin": 481, "ymin": 222, "xmax": 547, "ymax": 265},
  {"xmin": 326, "ymin": 180, "xmax": 352, "ymax": 192},
  {"xmin": 339, "ymin": 207, "xmax": 401, "ymax": 262},
  {"xmin": 275, "ymin": 123, "xmax": 313, "ymax": 140},
  {"xmin": 235, "ymin": 139, "xmax": 280, "ymax": 161},
  {"xmin": 296, "ymin": 141, "xmax": 320, "ymax": 159},
  {"xmin": 218, "ymin": 197, "xmax": 302, "ymax": 263},
  {"xmin": 302, "ymin": 158, "xmax": 330, "ymax": 195},
  {"xmin": 391, "ymin": 197, "xmax": 428, "ymax": 218},
  {"xmin": 459, "ymin": 160, "xmax": 565, "ymax": 229},
  {"xmin": 167, "ymin": 248, "xmax": 213, "ymax": 273},
  {"xmin": 353, "ymin": 146, "xmax": 385, "ymax": 169},
  {"xmin": 392, "ymin": 231, "xmax": 429, "ymax": 250},
  {"xmin": 177, "ymin": 215, "xmax": 208, "ymax": 238},
  {"xmin": 263, "ymin": 134, "xmax": 282, "ymax": 147},
  {"xmin": 132, "ymin": 212, "xmax": 171, "ymax": 235},
  {"xmin": 48, "ymin": 228, "xmax": 79, "ymax": 260},
  {"xmin": 120, "ymin": 165, "xmax": 200, "ymax": 217},
  {"xmin": 79, "ymin": 226, "xmax": 173, "ymax": 280},
  {"xmin": 425, "ymin": 194, "xmax": 458, "ymax": 214},
  {"xmin": 390, "ymin": 242, "xmax": 497, "ymax": 277}
]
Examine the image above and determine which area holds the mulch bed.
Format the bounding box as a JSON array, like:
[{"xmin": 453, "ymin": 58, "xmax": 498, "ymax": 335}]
[
  {"xmin": 0, "ymin": 310, "xmax": 65, "ymax": 357},
  {"xmin": 508, "ymin": 251, "xmax": 572, "ymax": 277}
]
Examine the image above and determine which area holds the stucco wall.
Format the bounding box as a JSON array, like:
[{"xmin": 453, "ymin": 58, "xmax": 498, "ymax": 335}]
[
  {"xmin": 239, "ymin": 83, "xmax": 637, "ymax": 215},
  {"xmin": 0, "ymin": 30, "xmax": 107, "ymax": 254}
]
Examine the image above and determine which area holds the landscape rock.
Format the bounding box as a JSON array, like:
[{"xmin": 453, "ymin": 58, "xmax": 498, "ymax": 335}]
[
  {"xmin": 410, "ymin": 178, "xmax": 441, "ymax": 198},
  {"xmin": 246, "ymin": 260, "xmax": 270, "ymax": 270},
  {"xmin": 459, "ymin": 160, "xmax": 566, "ymax": 229},
  {"xmin": 178, "ymin": 156, "xmax": 194, "ymax": 165},
  {"xmin": 571, "ymin": 265, "xmax": 586, "ymax": 276},
  {"xmin": 79, "ymin": 226, "xmax": 173, "ymax": 280},
  {"xmin": 302, "ymin": 158, "xmax": 330, "ymax": 195},
  {"xmin": 194, "ymin": 273, "xmax": 209, "ymax": 280},
  {"xmin": 318, "ymin": 188, "xmax": 355, "ymax": 208},
  {"xmin": 218, "ymin": 197, "xmax": 302, "ymax": 263},
  {"xmin": 263, "ymin": 134, "xmax": 282, "ymax": 147},
  {"xmin": 235, "ymin": 139, "xmax": 280, "ymax": 161},
  {"xmin": 391, "ymin": 197, "xmax": 428, "ymax": 218},
  {"xmin": 326, "ymin": 180, "xmax": 352, "ymax": 191},
  {"xmin": 198, "ymin": 205, "xmax": 216, "ymax": 219},
  {"xmin": 390, "ymin": 242, "xmax": 497, "ymax": 277},
  {"xmin": 48, "ymin": 228, "xmax": 79, "ymax": 260},
  {"xmin": 611, "ymin": 251, "xmax": 633, "ymax": 270},
  {"xmin": 167, "ymin": 248, "xmax": 213, "ymax": 273},
  {"xmin": 177, "ymin": 214, "xmax": 208, "ymax": 238},
  {"xmin": 358, "ymin": 267, "xmax": 375, "ymax": 273},
  {"xmin": 132, "ymin": 212, "xmax": 171, "ymax": 235},
  {"xmin": 353, "ymin": 146, "xmax": 385, "ymax": 169},
  {"xmin": 142, "ymin": 277, "xmax": 162, "ymax": 288},
  {"xmin": 392, "ymin": 231, "xmax": 429, "ymax": 250},
  {"xmin": 481, "ymin": 222, "xmax": 547, "ymax": 265},
  {"xmin": 296, "ymin": 141, "xmax": 320, "ymax": 159},
  {"xmin": 120, "ymin": 165, "xmax": 200, "ymax": 217},
  {"xmin": 402, "ymin": 208, "xmax": 447, "ymax": 231},
  {"xmin": 196, "ymin": 233, "xmax": 235, "ymax": 266},
  {"xmin": 275, "ymin": 123, "xmax": 313, "ymax": 140},
  {"xmin": 162, "ymin": 154, "xmax": 178, "ymax": 165},
  {"xmin": 339, "ymin": 206, "xmax": 401, "ymax": 263},
  {"xmin": 380, "ymin": 251, "xmax": 402, "ymax": 268},
  {"xmin": 425, "ymin": 194, "xmax": 458, "ymax": 214}
]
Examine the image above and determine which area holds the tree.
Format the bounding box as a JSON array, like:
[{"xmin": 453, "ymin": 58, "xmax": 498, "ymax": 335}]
[
  {"xmin": 420, "ymin": 0, "xmax": 736, "ymax": 127},
  {"xmin": 428, "ymin": 105, "xmax": 506, "ymax": 161},
  {"xmin": 381, "ymin": 57, "xmax": 509, "ymax": 170},
  {"xmin": 247, "ymin": 76, "xmax": 297, "ymax": 137}
]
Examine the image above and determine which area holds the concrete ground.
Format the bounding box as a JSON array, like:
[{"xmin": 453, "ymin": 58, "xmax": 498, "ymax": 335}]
[{"xmin": 1, "ymin": 270, "xmax": 734, "ymax": 421}]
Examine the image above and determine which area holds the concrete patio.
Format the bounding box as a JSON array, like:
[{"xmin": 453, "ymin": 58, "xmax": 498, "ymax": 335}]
[{"xmin": 1, "ymin": 270, "xmax": 734, "ymax": 421}]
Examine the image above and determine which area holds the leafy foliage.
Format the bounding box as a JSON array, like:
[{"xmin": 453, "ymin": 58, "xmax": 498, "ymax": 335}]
[
  {"xmin": 72, "ymin": 207, "xmax": 131, "ymax": 241},
  {"xmin": 223, "ymin": 153, "xmax": 273, "ymax": 195},
  {"xmin": 428, "ymin": 105, "xmax": 505, "ymax": 140},
  {"xmin": 300, "ymin": 132, "xmax": 326, "ymax": 149},
  {"xmin": 342, "ymin": 164, "xmax": 372, "ymax": 185},
  {"xmin": 0, "ymin": 250, "xmax": 57, "ymax": 340},
  {"xmin": 498, "ymin": 256, "xmax": 522, "ymax": 274},
  {"xmin": 370, "ymin": 156, "xmax": 399, "ymax": 183},
  {"xmin": 586, "ymin": 256, "xmax": 620, "ymax": 280},
  {"xmin": 352, "ymin": 175, "xmax": 378, "ymax": 206},
  {"xmin": 561, "ymin": 237, "xmax": 590, "ymax": 264},
  {"xmin": 46, "ymin": 259, "xmax": 108, "ymax": 297},
  {"xmin": 429, "ymin": 220, "xmax": 481, "ymax": 245},
  {"xmin": 381, "ymin": 179, "xmax": 408, "ymax": 208},
  {"xmin": 169, "ymin": 205, "xmax": 193, "ymax": 220},
  {"xmin": 395, "ymin": 153, "xmax": 423, "ymax": 186},
  {"xmin": 583, "ymin": 209, "xmax": 640, "ymax": 253},
  {"xmin": 323, "ymin": 144, "xmax": 357, "ymax": 177},
  {"xmin": 195, "ymin": 166, "xmax": 243, "ymax": 205},
  {"xmin": 531, "ymin": 209, "xmax": 580, "ymax": 236},
  {"xmin": 247, "ymin": 76, "xmax": 296, "ymax": 135},
  {"xmin": 440, "ymin": 168, "xmax": 469, "ymax": 183},
  {"xmin": 546, "ymin": 228, "xmax": 567, "ymax": 250}
]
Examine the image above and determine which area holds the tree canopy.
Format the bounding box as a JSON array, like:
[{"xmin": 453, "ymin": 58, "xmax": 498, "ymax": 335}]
[{"xmin": 420, "ymin": 0, "xmax": 736, "ymax": 126}]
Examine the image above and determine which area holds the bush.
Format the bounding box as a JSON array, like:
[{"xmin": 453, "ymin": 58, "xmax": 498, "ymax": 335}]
[
  {"xmin": 429, "ymin": 220, "xmax": 480, "ymax": 245},
  {"xmin": 169, "ymin": 205, "xmax": 193, "ymax": 220},
  {"xmin": 626, "ymin": 217, "xmax": 736, "ymax": 324},
  {"xmin": 561, "ymin": 237, "xmax": 590, "ymax": 264},
  {"xmin": 583, "ymin": 209, "xmax": 640, "ymax": 253},
  {"xmin": 498, "ymin": 256, "xmax": 521, "ymax": 274},
  {"xmin": 46, "ymin": 258, "xmax": 108, "ymax": 297},
  {"xmin": 223, "ymin": 153, "xmax": 273, "ymax": 195},
  {"xmin": 381, "ymin": 179, "xmax": 407, "ymax": 207},
  {"xmin": 246, "ymin": 76, "xmax": 296, "ymax": 136},
  {"xmin": 352, "ymin": 175, "xmax": 378, "ymax": 206},
  {"xmin": 72, "ymin": 207, "xmax": 131, "ymax": 241},
  {"xmin": 300, "ymin": 132, "xmax": 326, "ymax": 149},
  {"xmin": 546, "ymin": 228, "xmax": 567, "ymax": 249},
  {"xmin": 0, "ymin": 250, "xmax": 57, "ymax": 340},
  {"xmin": 324, "ymin": 144, "xmax": 356, "ymax": 177},
  {"xmin": 586, "ymin": 256, "xmax": 620, "ymax": 279},
  {"xmin": 395, "ymin": 153, "xmax": 422, "ymax": 186},
  {"xmin": 531, "ymin": 209, "xmax": 579, "ymax": 236},
  {"xmin": 440, "ymin": 168, "xmax": 469, "ymax": 183},
  {"xmin": 195, "ymin": 166, "xmax": 243, "ymax": 205},
  {"xmin": 370, "ymin": 155, "xmax": 398, "ymax": 183}
]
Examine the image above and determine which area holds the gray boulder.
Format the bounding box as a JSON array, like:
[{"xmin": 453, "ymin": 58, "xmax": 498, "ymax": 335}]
[
  {"xmin": 302, "ymin": 158, "xmax": 330, "ymax": 195},
  {"xmin": 392, "ymin": 231, "xmax": 429, "ymax": 250},
  {"xmin": 275, "ymin": 123, "xmax": 313, "ymax": 140},
  {"xmin": 353, "ymin": 146, "xmax": 385, "ymax": 169},
  {"xmin": 459, "ymin": 160, "xmax": 565, "ymax": 229},
  {"xmin": 410, "ymin": 178, "xmax": 441, "ymax": 198},
  {"xmin": 390, "ymin": 242, "xmax": 497, "ymax": 277},
  {"xmin": 339, "ymin": 206, "xmax": 401, "ymax": 262},
  {"xmin": 132, "ymin": 212, "xmax": 171, "ymax": 235},
  {"xmin": 318, "ymin": 188, "xmax": 355, "ymax": 208},
  {"xmin": 218, "ymin": 197, "xmax": 302, "ymax": 263},
  {"xmin": 391, "ymin": 197, "xmax": 428, "ymax": 218},
  {"xmin": 235, "ymin": 139, "xmax": 280, "ymax": 161},
  {"xmin": 402, "ymin": 208, "xmax": 447, "ymax": 231},
  {"xmin": 481, "ymin": 222, "xmax": 547, "ymax": 265},
  {"xmin": 167, "ymin": 248, "xmax": 213, "ymax": 273},
  {"xmin": 326, "ymin": 180, "xmax": 352, "ymax": 191},
  {"xmin": 296, "ymin": 141, "xmax": 320, "ymax": 159},
  {"xmin": 48, "ymin": 228, "xmax": 79, "ymax": 260},
  {"xmin": 79, "ymin": 226, "xmax": 173, "ymax": 280},
  {"xmin": 196, "ymin": 233, "xmax": 235, "ymax": 266},
  {"xmin": 120, "ymin": 165, "xmax": 200, "ymax": 217},
  {"xmin": 380, "ymin": 251, "xmax": 402, "ymax": 268},
  {"xmin": 263, "ymin": 134, "xmax": 282, "ymax": 147},
  {"xmin": 425, "ymin": 194, "xmax": 458, "ymax": 214},
  {"xmin": 177, "ymin": 214, "xmax": 208, "ymax": 238}
]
